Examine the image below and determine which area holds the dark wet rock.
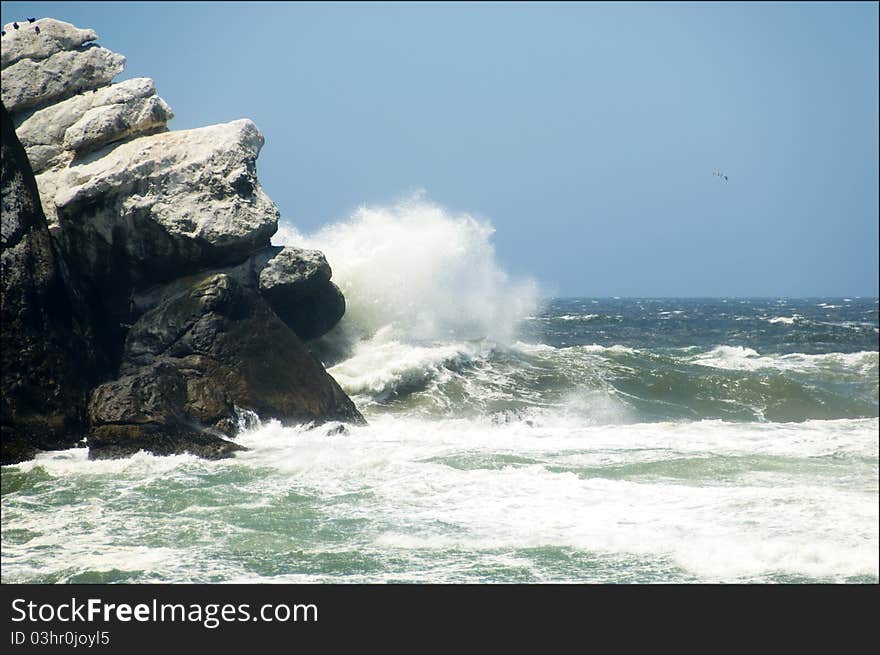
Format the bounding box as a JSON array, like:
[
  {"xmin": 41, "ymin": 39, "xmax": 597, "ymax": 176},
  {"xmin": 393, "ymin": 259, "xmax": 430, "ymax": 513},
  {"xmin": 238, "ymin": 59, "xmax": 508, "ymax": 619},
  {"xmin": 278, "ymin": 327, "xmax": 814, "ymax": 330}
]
[
  {"xmin": 131, "ymin": 245, "xmax": 347, "ymax": 342},
  {"xmin": 0, "ymin": 102, "xmax": 99, "ymax": 464},
  {"xmin": 87, "ymin": 274, "xmax": 364, "ymax": 459},
  {"xmin": 88, "ymin": 424, "xmax": 246, "ymax": 460},
  {"xmin": 323, "ymin": 423, "xmax": 349, "ymax": 436},
  {"xmin": 258, "ymin": 246, "xmax": 346, "ymax": 340}
]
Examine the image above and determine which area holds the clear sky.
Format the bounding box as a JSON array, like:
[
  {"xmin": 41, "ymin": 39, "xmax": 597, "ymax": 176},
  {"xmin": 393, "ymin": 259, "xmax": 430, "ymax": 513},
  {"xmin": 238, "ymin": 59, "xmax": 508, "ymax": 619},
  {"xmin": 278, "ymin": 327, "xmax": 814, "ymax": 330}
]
[{"xmin": 3, "ymin": 1, "xmax": 878, "ymax": 297}]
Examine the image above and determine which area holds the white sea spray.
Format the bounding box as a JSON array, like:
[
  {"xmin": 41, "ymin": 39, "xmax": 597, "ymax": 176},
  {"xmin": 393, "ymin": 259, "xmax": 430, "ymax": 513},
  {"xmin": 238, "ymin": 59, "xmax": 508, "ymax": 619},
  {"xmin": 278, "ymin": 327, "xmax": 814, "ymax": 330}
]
[{"xmin": 273, "ymin": 192, "xmax": 539, "ymax": 345}]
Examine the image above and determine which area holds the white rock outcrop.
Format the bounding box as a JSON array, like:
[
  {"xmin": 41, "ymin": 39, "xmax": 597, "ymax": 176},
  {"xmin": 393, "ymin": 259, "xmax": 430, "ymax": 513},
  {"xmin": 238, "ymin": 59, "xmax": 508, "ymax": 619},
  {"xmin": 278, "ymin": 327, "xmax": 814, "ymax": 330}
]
[
  {"xmin": 1, "ymin": 18, "xmax": 97, "ymax": 68},
  {"xmin": 15, "ymin": 77, "xmax": 173, "ymax": 173},
  {"xmin": 1, "ymin": 18, "xmax": 278, "ymax": 292},
  {"xmin": 52, "ymin": 119, "xmax": 278, "ymax": 270},
  {"xmin": 2, "ymin": 18, "xmax": 343, "ymax": 335},
  {"xmin": 1, "ymin": 22, "xmax": 125, "ymax": 113}
]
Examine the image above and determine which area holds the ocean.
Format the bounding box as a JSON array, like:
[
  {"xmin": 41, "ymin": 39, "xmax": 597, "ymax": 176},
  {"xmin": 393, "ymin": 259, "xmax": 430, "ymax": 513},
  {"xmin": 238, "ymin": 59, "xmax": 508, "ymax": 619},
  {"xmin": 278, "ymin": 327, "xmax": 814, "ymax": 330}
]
[{"xmin": 2, "ymin": 201, "xmax": 878, "ymax": 583}]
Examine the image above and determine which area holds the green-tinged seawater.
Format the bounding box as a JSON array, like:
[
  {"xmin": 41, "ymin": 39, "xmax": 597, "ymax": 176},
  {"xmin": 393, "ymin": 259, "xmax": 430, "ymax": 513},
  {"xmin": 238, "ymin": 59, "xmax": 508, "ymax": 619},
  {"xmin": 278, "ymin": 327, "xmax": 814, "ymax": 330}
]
[{"xmin": 2, "ymin": 298, "xmax": 878, "ymax": 583}]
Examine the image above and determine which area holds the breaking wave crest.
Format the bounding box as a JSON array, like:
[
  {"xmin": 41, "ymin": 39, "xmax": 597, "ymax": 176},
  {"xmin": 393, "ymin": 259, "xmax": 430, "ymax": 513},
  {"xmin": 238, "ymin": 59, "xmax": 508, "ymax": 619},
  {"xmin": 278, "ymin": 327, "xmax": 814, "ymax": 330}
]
[
  {"xmin": 317, "ymin": 333, "xmax": 878, "ymax": 424},
  {"xmin": 274, "ymin": 193, "xmax": 539, "ymax": 349}
]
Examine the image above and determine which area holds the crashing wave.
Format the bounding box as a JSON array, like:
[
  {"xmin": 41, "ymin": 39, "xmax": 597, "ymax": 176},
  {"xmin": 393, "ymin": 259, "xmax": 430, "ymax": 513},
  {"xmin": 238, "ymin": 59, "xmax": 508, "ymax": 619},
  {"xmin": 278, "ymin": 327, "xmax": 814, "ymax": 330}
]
[{"xmin": 273, "ymin": 193, "xmax": 539, "ymax": 346}]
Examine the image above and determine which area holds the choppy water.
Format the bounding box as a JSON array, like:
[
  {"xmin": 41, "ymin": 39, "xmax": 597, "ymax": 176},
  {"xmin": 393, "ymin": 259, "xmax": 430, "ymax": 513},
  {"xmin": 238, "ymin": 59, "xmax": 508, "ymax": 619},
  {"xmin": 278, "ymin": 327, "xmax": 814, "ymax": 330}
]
[{"xmin": 2, "ymin": 200, "xmax": 878, "ymax": 583}]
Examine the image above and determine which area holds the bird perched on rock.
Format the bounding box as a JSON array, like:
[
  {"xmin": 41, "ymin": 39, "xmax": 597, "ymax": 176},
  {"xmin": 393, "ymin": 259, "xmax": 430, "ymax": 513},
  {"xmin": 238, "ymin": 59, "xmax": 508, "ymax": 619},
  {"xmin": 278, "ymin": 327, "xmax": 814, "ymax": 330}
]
[
  {"xmin": 27, "ymin": 17, "xmax": 36, "ymax": 23},
  {"xmin": 34, "ymin": 25, "xmax": 40, "ymax": 34},
  {"xmin": 1, "ymin": 30, "xmax": 5, "ymax": 37},
  {"xmin": 13, "ymin": 22, "xmax": 19, "ymax": 29}
]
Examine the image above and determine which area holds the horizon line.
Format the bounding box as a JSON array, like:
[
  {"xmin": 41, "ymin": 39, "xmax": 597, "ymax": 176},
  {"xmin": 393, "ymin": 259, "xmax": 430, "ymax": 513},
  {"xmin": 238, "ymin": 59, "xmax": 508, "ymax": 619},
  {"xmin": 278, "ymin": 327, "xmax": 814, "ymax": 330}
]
[{"xmin": 541, "ymin": 295, "xmax": 880, "ymax": 300}]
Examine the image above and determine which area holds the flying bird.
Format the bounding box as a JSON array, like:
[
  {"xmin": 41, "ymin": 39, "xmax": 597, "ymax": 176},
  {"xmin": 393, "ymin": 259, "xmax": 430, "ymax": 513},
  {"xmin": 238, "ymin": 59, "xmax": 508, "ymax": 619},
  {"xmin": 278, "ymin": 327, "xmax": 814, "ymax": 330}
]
[
  {"xmin": 27, "ymin": 17, "xmax": 36, "ymax": 23},
  {"xmin": 712, "ymin": 169, "xmax": 729, "ymax": 182}
]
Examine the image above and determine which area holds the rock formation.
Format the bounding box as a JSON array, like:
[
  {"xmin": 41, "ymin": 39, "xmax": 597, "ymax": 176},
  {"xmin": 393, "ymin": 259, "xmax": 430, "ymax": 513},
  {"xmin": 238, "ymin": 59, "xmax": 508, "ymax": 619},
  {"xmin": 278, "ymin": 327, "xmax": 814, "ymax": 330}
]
[
  {"xmin": 15, "ymin": 77, "xmax": 173, "ymax": 175},
  {"xmin": 1, "ymin": 103, "xmax": 99, "ymax": 463},
  {"xmin": 1, "ymin": 18, "xmax": 362, "ymax": 464},
  {"xmin": 257, "ymin": 246, "xmax": 347, "ymax": 340},
  {"xmin": 1, "ymin": 19, "xmax": 125, "ymax": 115}
]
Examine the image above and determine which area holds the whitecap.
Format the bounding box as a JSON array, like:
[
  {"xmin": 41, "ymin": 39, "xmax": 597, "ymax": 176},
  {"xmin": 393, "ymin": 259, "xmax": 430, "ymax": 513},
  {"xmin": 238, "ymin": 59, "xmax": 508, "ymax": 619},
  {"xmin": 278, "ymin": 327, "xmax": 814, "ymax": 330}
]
[{"xmin": 691, "ymin": 345, "xmax": 878, "ymax": 374}]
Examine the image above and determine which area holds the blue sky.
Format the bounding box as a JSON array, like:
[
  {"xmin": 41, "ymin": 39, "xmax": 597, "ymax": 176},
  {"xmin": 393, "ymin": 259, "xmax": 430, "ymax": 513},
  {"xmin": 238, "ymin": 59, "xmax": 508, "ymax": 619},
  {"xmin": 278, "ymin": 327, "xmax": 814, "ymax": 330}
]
[{"xmin": 4, "ymin": 1, "xmax": 878, "ymax": 296}]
